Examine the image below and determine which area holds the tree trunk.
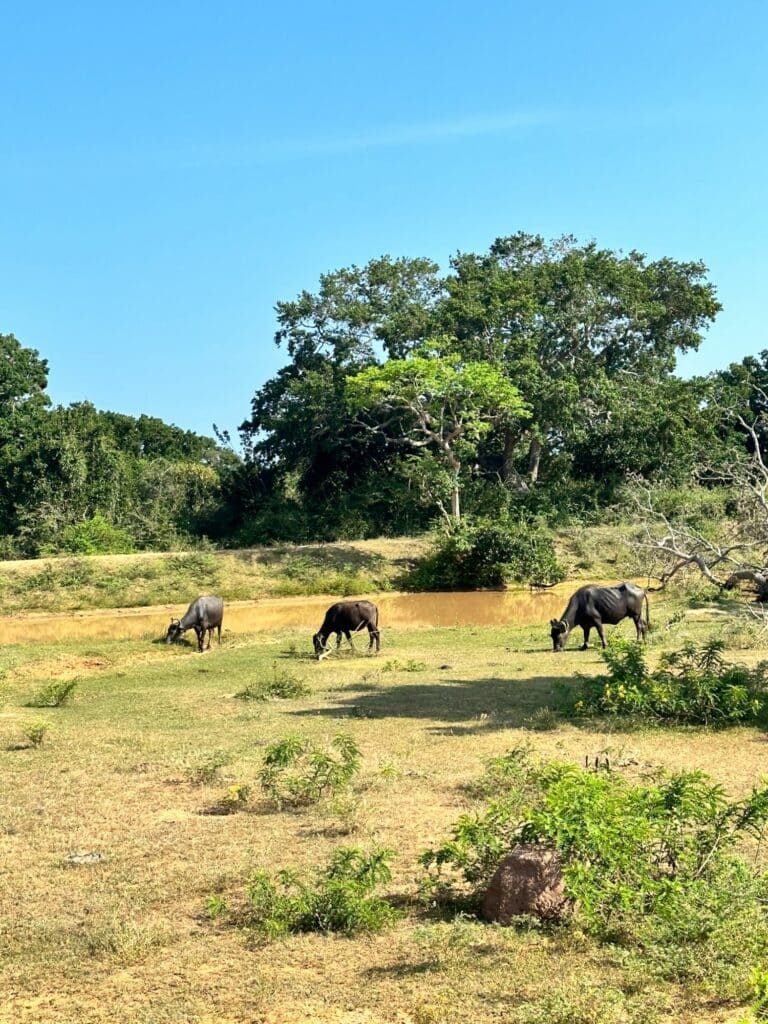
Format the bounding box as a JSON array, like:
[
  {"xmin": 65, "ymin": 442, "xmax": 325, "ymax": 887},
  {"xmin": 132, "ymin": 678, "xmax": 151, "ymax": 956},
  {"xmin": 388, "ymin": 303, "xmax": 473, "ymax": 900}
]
[
  {"xmin": 502, "ymin": 428, "xmax": 529, "ymax": 493},
  {"xmin": 451, "ymin": 482, "xmax": 460, "ymax": 520},
  {"xmin": 528, "ymin": 437, "xmax": 542, "ymax": 483}
]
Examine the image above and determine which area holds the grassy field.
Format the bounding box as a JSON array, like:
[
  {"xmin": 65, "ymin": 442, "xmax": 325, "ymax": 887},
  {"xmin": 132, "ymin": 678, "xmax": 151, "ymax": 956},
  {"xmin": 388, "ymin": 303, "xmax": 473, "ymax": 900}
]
[
  {"xmin": 0, "ymin": 525, "xmax": 644, "ymax": 616},
  {"xmin": 1, "ymin": 598, "xmax": 765, "ymax": 1024}
]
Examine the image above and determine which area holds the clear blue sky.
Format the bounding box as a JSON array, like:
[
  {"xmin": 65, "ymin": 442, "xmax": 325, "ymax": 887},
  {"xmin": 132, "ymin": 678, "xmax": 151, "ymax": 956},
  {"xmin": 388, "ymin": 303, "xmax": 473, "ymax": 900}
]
[{"xmin": 2, "ymin": 1, "xmax": 766, "ymax": 439}]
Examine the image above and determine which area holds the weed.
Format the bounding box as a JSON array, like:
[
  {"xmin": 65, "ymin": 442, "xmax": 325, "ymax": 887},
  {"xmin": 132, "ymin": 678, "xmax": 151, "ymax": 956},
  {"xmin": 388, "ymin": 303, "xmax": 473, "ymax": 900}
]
[
  {"xmin": 83, "ymin": 917, "xmax": 170, "ymax": 964},
  {"xmin": 234, "ymin": 663, "xmax": 309, "ymax": 701},
  {"xmin": 382, "ymin": 658, "xmax": 427, "ymax": 673},
  {"xmin": 183, "ymin": 749, "xmax": 229, "ymax": 785},
  {"xmin": 320, "ymin": 792, "xmax": 364, "ymax": 835},
  {"xmin": 23, "ymin": 720, "xmax": 50, "ymax": 747},
  {"xmin": 27, "ymin": 679, "xmax": 78, "ymax": 708},
  {"xmin": 523, "ymin": 706, "xmax": 559, "ymax": 731},
  {"xmin": 377, "ymin": 759, "xmax": 402, "ymax": 781},
  {"xmin": 518, "ymin": 983, "xmax": 641, "ymax": 1024},
  {"xmin": 235, "ymin": 845, "xmax": 398, "ymax": 941},
  {"xmin": 259, "ymin": 733, "xmax": 361, "ymax": 809},
  {"xmin": 206, "ymin": 895, "xmax": 228, "ymax": 920}
]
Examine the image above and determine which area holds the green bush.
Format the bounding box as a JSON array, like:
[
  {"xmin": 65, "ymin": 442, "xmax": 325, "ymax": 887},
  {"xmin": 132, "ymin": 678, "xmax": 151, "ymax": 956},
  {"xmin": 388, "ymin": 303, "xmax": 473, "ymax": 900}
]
[
  {"xmin": 236, "ymin": 846, "xmax": 398, "ymax": 941},
  {"xmin": 574, "ymin": 637, "xmax": 766, "ymax": 724},
  {"xmin": 43, "ymin": 513, "xmax": 135, "ymax": 555},
  {"xmin": 259, "ymin": 733, "xmax": 361, "ymax": 809},
  {"xmin": 235, "ymin": 663, "xmax": 309, "ymax": 701},
  {"xmin": 422, "ymin": 750, "xmax": 768, "ymax": 990},
  {"xmin": 27, "ymin": 679, "xmax": 78, "ymax": 708},
  {"xmin": 23, "ymin": 720, "xmax": 50, "ymax": 747},
  {"xmin": 406, "ymin": 517, "xmax": 564, "ymax": 590}
]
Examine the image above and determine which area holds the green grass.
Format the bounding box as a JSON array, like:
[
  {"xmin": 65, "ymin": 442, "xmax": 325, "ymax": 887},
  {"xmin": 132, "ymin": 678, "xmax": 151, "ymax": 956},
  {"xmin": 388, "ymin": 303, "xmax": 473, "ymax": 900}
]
[{"xmin": 1, "ymin": 604, "xmax": 766, "ymax": 1023}]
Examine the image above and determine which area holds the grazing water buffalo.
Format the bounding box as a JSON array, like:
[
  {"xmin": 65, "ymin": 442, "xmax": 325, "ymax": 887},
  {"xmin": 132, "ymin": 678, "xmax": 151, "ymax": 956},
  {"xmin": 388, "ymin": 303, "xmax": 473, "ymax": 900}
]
[
  {"xmin": 166, "ymin": 596, "xmax": 224, "ymax": 653},
  {"xmin": 550, "ymin": 583, "xmax": 649, "ymax": 651},
  {"xmin": 313, "ymin": 600, "xmax": 380, "ymax": 658}
]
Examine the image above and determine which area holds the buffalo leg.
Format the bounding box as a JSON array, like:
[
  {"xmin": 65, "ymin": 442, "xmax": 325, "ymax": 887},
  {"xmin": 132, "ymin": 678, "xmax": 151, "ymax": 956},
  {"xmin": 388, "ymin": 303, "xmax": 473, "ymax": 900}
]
[
  {"xmin": 195, "ymin": 627, "xmax": 204, "ymax": 653},
  {"xmin": 595, "ymin": 621, "xmax": 607, "ymax": 649},
  {"xmin": 344, "ymin": 630, "xmax": 356, "ymax": 650},
  {"xmin": 370, "ymin": 628, "xmax": 380, "ymax": 653},
  {"xmin": 217, "ymin": 624, "xmax": 222, "ymax": 645},
  {"xmin": 580, "ymin": 626, "xmax": 591, "ymax": 651}
]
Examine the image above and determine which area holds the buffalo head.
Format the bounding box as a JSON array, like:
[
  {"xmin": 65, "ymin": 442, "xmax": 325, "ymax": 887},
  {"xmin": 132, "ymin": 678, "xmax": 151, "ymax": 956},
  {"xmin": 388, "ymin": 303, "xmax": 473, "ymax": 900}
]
[
  {"xmin": 550, "ymin": 618, "xmax": 569, "ymax": 652},
  {"xmin": 312, "ymin": 631, "xmax": 327, "ymax": 658},
  {"xmin": 166, "ymin": 618, "xmax": 183, "ymax": 644}
]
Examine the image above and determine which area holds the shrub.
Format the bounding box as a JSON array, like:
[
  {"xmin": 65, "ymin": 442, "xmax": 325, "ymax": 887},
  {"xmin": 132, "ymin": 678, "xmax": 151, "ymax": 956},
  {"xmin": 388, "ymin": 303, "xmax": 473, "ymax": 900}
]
[
  {"xmin": 23, "ymin": 720, "xmax": 50, "ymax": 747},
  {"xmin": 234, "ymin": 663, "xmax": 309, "ymax": 701},
  {"xmin": 259, "ymin": 733, "xmax": 361, "ymax": 809},
  {"xmin": 422, "ymin": 751, "xmax": 768, "ymax": 988},
  {"xmin": 44, "ymin": 513, "xmax": 135, "ymax": 555},
  {"xmin": 574, "ymin": 637, "xmax": 767, "ymax": 725},
  {"xmin": 237, "ymin": 845, "xmax": 398, "ymax": 941},
  {"xmin": 406, "ymin": 517, "xmax": 564, "ymax": 591},
  {"xmin": 27, "ymin": 679, "xmax": 78, "ymax": 708}
]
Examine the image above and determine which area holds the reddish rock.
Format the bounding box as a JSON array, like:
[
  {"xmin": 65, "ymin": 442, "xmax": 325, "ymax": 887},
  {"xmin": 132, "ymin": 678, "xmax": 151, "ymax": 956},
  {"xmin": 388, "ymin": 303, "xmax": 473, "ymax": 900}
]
[{"xmin": 482, "ymin": 844, "xmax": 568, "ymax": 923}]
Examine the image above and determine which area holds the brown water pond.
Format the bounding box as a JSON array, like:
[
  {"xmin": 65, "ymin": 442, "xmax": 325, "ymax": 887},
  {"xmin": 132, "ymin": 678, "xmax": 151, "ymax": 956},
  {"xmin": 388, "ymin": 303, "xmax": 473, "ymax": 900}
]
[{"xmin": 0, "ymin": 586, "xmax": 611, "ymax": 645}]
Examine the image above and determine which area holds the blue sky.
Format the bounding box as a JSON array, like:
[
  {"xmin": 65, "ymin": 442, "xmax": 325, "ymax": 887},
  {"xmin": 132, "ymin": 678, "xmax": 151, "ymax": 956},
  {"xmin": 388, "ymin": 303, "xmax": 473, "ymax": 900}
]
[{"xmin": 2, "ymin": 1, "xmax": 766, "ymax": 439}]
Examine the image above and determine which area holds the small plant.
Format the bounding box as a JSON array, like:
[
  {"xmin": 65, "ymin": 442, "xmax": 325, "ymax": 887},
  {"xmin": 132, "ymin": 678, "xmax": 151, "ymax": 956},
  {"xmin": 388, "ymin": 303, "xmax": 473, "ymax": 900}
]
[
  {"xmin": 206, "ymin": 895, "xmax": 228, "ymax": 920},
  {"xmin": 382, "ymin": 658, "xmax": 427, "ymax": 673},
  {"xmin": 236, "ymin": 845, "xmax": 398, "ymax": 941},
  {"xmin": 523, "ymin": 707, "xmax": 559, "ymax": 731},
  {"xmin": 23, "ymin": 720, "xmax": 50, "ymax": 748},
  {"xmin": 235, "ymin": 663, "xmax": 309, "ymax": 701},
  {"xmin": 27, "ymin": 679, "xmax": 78, "ymax": 708},
  {"xmin": 320, "ymin": 792, "xmax": 364, "ymax": 835},
  {"xmin": 377, "ymin": 759, "xmax": 402, "ymax": 781},
  {"xmin": 259, "ymin": 733, "xmax": 361, "ymax": 809},
  {"xmin": 183, "ymin": 749, "xmax": 229, "ymax": 785},
  {"xmin": 573, "ymin": 637, "xmax": 767, "ymax": 725}
]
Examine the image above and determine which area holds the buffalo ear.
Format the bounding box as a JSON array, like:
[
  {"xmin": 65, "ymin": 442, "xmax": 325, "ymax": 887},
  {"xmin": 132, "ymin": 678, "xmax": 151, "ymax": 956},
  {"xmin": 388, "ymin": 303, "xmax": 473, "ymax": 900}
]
[{"xmin": 550, "ymin": 618, "xmax": 558, "ymax": 628}]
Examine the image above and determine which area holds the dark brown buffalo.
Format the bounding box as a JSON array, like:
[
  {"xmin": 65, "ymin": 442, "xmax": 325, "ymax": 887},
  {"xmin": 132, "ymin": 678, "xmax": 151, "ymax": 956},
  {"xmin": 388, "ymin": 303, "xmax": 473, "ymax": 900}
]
[
  {"xmin": 550, "ymin": 583, "xmax": 649, "ymax": 651},
  {"xmin": 313, "ymin": 600, "xmax": 380, "ymax": 658}
]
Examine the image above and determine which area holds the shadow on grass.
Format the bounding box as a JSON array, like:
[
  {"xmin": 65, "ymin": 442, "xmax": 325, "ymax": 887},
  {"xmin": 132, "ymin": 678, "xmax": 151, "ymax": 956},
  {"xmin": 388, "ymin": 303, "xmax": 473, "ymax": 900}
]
[{"xmin": 289, "ymin": 674, "xmax": 577, "ymax": 733}]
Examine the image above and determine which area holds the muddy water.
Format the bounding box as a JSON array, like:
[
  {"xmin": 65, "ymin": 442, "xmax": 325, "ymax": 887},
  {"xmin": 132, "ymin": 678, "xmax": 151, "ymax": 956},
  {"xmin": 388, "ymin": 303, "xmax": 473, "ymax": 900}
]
[{"xmin": 0, "ymin": 587, "xmax": 584, "ymax": 645}]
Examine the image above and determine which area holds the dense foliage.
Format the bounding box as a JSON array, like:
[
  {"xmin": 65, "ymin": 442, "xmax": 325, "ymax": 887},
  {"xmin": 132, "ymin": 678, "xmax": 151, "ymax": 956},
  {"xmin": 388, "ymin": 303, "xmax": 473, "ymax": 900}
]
[
  {"xmin": 574, "ymin": 638, "xmax": 767, "ymax": 724},
  {"xmin": 405, "ymin": 517, "xmax": 565, "ymax": 589},
  {"xmin": 422, "ymin": 749, "xmax": 768, "ymax": 992},
  {"xmin": 230, "ymin": 846, "xmax": 398, "ymax": 942},
  {"xmin": 5, "ymin": 230, "xmax": 768, "ymax": 554}
]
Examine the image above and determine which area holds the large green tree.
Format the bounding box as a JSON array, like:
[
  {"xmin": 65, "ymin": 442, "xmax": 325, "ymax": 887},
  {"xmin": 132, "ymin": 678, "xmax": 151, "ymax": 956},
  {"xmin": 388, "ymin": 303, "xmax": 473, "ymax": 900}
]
[
  {"xmin": 442, "ymin": 233, "xmax": 721, "ymax": 489},
  {"xmin": 347, "ymin": 349, "xmax": 527, "ymax": 520}
]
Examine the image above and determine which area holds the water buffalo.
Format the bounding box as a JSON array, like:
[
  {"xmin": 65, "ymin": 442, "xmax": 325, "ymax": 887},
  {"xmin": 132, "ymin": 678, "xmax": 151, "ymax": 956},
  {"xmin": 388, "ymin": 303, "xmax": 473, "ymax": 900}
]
[
  {"xmin": 166, "ymin": 596, "xmax": 224, "ymax": 653},
  {"xmin": 313, "ymin": 600, "xmax": 380, "ymax": 658},
  {"xmin": 550, "ymin": 583, "xmax": 649, "ymax": 651}
]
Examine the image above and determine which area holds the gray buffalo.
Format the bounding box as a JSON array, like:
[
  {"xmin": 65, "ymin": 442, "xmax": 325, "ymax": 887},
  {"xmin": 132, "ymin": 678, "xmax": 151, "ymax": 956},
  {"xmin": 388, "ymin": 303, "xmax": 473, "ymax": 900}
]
[
  {"xmin": 313, "ymin": 600, "xmax": 380, "ymax": 658},
  {"xmin": 550, "ymin": 583, "xmax": 649, "ymax": 651},
  {"xmin": 166, "ymin": 595, "xmax": 224, "ymax": 653}
]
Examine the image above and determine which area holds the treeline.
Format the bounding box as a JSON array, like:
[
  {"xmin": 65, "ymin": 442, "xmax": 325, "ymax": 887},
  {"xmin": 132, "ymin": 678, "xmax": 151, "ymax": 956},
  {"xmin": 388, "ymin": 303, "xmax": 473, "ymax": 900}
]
[
  {"xmin": 233, "ymin": 233, "xmax": 765, "ymax": 542},
  {"xmin": 0, "ymin": 333, "xmax": 238, "ymax": 556},
  {"xmin": 2, "ymin": 231, "xmax": 767, "ymax": 556}
]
